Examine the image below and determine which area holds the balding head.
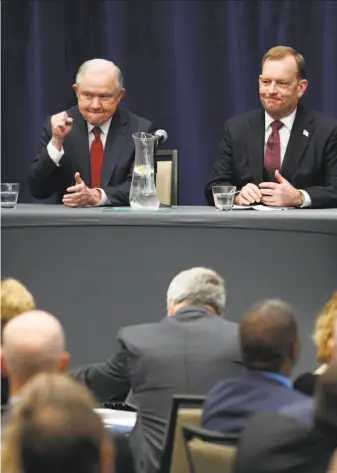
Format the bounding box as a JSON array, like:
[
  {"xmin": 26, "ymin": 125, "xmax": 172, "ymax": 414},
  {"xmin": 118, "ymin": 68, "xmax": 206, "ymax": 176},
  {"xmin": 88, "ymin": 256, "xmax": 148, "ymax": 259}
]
[
  {"xmin": 240, "ymin": 300, "xmax": 299, "ymax": 375},
  {"xmin": 2, "ymin": 311, "xmax": 69, "ymax": 394}
]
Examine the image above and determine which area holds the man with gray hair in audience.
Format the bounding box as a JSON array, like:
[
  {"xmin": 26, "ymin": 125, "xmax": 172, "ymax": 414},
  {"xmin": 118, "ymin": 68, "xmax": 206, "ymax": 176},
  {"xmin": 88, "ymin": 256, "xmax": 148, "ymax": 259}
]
[
  {"xmin": 74, "ymin": 267, "xmax": 243, "ymax": 473},
  {"xmin": 29, "ymin": 58, "xmax": 154, "ymax": 207},
  {"xmin": 1, "ymin": 311, "xmax": 69, "ymax": 404}
]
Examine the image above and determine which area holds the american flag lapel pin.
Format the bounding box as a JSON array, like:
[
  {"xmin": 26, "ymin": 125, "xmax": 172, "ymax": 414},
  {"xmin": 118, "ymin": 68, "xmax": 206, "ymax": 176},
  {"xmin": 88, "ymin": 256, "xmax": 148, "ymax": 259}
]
[{"xmin": 303, "ymin": 129, "xmax": 309, "ymax": 137}]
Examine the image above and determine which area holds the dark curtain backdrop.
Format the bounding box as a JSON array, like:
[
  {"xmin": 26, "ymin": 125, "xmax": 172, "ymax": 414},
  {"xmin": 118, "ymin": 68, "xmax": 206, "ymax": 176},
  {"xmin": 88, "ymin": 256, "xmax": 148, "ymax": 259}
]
[{"xmin": 2, "ymin": 0, "xmax": 337, "ymax": 204}]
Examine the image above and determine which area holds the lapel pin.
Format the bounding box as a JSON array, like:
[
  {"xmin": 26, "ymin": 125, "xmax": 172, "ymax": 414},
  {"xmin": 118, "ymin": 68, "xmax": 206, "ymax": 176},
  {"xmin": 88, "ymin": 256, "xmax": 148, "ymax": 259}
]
[{"xmin": 303, "ymin": 129, "xmax": 309, "ymax": 137}]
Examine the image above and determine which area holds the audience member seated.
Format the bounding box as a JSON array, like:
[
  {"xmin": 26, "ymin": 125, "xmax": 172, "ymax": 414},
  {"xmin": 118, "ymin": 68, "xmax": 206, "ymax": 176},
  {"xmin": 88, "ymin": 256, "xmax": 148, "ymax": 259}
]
[
  {"xmin": 233, "ymin": 321, "xmax": 337, "ymax": 473},
  {"xmin": 202, "ymin": 299, "xmax": 308, "ymax": 436},
  {"xmin": 1, "ymin": 310, "xmax": 69, "ymax": 408},
  {"xmin": 294, "ymin": 292, "xmax": 337, "ymax": 396},
  {"xmin": 1, "ymin": 373, "xmax": 113, "ymax": 473},
  {"xmin": 73, "ymin": 267, "xmax": 244, "ymax": 473},
  {"xmin": 1, "ymin": 278, "xmax": 36, "ymax": 406}
]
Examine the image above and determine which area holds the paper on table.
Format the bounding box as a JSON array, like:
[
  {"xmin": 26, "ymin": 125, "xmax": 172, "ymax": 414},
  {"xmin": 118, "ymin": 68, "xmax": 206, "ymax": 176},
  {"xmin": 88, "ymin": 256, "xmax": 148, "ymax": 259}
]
[
  {"xmin": 232, "ymin": 205, "xmax": 293, "ymax": 211},
  {"xmin": 252, "ymin": 205, "xmax": 294, "ymax": 211},
  {"xmin": 232, "ymin": 205, "xmax": 255, "ymax": 210}
]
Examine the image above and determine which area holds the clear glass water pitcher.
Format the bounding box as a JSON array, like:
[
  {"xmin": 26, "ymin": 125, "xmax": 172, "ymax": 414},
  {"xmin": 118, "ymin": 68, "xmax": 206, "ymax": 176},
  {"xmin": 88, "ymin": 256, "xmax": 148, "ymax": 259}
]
[{"xmin": 129, "ymin": 132, "xmax": 160, "ymax": 209}]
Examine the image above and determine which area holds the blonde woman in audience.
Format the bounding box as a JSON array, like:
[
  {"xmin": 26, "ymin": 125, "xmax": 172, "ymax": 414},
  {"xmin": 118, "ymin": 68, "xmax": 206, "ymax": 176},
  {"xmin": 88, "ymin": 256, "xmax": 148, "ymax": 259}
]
[
  {"xmin": 1, "ymin": 278, "xmax": 36, "ymax": 330},
  {"xmin": 294, "ymin": 292, "xmax": 337, "ymax": 396},
  {"xmin": 1, "ymin": 373, "xmax": 113, "ymax": 473},
  {"xmin": 1, "ymin": 279, "xmax": 36, "ymax": 405}
]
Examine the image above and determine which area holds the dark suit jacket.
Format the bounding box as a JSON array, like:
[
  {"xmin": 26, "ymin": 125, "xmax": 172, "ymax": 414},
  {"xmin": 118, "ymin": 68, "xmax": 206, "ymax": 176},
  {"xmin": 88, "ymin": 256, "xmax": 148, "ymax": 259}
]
[
  {"xmin": 202, "ymin": 371, "xmax": 308, "ymax": 435},
  {"xmin": 73, "ymin": 306, "xmax": 243, "ymax": 473},
  {"xmin": 205, "ymin": 104, "xmax": 337, "ymax": 208},
  {"xmin": 233, "ymin": 399, "xmax": 336, "ymax": 473},
  {"xmin": 29, "ymin": 106, "xmax": 153, "ymax": 206}
]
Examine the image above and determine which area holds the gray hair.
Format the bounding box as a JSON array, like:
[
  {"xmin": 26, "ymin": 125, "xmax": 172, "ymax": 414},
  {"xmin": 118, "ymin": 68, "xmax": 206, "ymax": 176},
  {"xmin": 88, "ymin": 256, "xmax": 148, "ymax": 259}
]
[
  {"xmin": 75, "ymin": 58, "xmax": 123, "ymax": 90},
  {"xmin": 3, "ymin": 311, "xmax": 66, "ymax": 382},
  {"xmin": 167, "ymin": 267, "xmax": 226, "ymax": 315}
]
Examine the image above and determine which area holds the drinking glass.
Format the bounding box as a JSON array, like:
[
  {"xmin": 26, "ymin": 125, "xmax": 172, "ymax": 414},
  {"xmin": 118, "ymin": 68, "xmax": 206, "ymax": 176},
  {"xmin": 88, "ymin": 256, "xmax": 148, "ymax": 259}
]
[
  {"xmin": 212, "ymin": 186, "xmax": 236, "ymax": 211},
  {"xmin": 1, "ymin": 183, "xmax": 20, "ymax": 208}
]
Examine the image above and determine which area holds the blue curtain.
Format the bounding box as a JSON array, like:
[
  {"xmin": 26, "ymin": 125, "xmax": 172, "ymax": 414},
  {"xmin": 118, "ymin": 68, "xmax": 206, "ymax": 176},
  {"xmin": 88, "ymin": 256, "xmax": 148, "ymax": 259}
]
[{"xmin": 2, "ymin": 0, "xmax": 337, "ymax": 204}]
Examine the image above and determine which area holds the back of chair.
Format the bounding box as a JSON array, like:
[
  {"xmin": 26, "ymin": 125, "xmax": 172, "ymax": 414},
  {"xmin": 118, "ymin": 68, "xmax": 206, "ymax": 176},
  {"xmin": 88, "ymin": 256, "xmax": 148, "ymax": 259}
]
[
  {"xmin": 182, "ymin": 424, "xmax": 239, "ymax": 473},
  {"xmin": 159, "ymin": 395, "xmax": 205, "ymax": 473},
  {"xmin": 156, "ymin": 149, "xmax": 178, "ymax": 205},
  {"xmin": 170, "ymin": 408, "xmax": 203, "ymax": 473}
]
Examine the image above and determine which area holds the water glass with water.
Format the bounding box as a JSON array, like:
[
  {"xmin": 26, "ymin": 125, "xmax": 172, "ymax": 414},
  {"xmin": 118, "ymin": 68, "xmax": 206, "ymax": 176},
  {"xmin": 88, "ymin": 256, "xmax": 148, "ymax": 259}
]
[
  {"xmin": 1, "ymin": 183, "xmax": 20, "ymax": 208},
  {"xmin": 212, "ymin": 186, "xmax": 236, "ymax": 211}
]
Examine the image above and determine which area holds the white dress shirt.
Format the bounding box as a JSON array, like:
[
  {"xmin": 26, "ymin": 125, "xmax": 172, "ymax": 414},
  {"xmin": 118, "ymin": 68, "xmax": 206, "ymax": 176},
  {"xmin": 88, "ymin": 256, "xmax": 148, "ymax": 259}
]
[
  {"xmin": 46, "ymin": 117, "xmax": 113, "ymax": 206},
  {"xmin": 264, "ymin": 108, "xmax": 311, "ymax": 207}
]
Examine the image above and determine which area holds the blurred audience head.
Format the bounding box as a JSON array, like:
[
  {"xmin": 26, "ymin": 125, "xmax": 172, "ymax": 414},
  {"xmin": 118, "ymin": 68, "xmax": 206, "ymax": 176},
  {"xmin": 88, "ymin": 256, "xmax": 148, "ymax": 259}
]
[
  {"xmin": 1, "ymin": 311, "xmax": 69, "ymax": 397},
  {"xmin": 1, "ymin": 279, "xmax": 35, "ymax": 340},
  {"xmin": 167, "ymin": 267, "xmax": 226, "ymax": 316},
  {"xmin": 314, "ymin": 359, "xmax": 337, "ymax": 439},
  {"xmin": 240, "ymin": 299, "xmax": 299, "ymax": 376},
  {"xmin": 313, "ymin": 292, "xmax": 337, "ymax": 367},
  {"xmin": 1, "ymin": 373, "xmax": 113, "ymax": 473}
]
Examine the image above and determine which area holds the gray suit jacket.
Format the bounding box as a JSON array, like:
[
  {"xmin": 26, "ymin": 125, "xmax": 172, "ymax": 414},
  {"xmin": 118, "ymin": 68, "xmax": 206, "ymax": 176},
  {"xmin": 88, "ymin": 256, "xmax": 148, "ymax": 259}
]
[{"xmin": 73, "ymin": 306, "xmax": 243, "ymax": 473}]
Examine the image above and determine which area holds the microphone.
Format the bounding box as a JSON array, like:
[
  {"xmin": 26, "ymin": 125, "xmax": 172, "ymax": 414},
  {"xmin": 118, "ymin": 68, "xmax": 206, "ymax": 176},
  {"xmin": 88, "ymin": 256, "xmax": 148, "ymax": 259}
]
[{"xmin": 153, "ymin": 129, "xmax": 168, "ymax": 145}]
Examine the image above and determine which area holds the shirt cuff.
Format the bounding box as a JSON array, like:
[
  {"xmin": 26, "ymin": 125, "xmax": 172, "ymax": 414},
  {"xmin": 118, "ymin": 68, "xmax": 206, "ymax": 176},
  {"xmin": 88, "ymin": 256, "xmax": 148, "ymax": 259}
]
[
  {"xmin": 47, "ymin": 141, "xmax": 64, "ymax": 166},
  {"xmin": 299, "ymin": 190, "xmax": 312, "ymax": 208},
  {"xmin": 94, "ymin": 189, "xmax": 110, "ymax": 206}
]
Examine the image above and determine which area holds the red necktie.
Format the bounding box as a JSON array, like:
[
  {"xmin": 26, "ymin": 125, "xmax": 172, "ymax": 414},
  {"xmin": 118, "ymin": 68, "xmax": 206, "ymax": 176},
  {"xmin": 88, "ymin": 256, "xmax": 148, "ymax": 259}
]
[
  {"xmin": 90, "ymin": 127, "xmax": 103, "ymax": 188},
  {"xmin": 264, "ymin": 120, "xmax": 283, "ymax": 180}
]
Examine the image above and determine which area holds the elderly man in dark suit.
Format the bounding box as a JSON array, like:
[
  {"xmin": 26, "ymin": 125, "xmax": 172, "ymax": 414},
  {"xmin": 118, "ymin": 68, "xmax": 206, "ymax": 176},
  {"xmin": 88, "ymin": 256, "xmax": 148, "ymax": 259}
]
[
  {"xmin": 202, "ymin": 300, "xmax": 308, "ymax": 435},
  {"xmin": 205, "ymin": 46, "xmax": 337, "ymax": 208},
  {"xmin": 29, "ymin": 59, "xmax": 153, "ymax": 207},
  {"xmin": 73, "ymin": 267, "xmax": 243, "ymax": 473}
]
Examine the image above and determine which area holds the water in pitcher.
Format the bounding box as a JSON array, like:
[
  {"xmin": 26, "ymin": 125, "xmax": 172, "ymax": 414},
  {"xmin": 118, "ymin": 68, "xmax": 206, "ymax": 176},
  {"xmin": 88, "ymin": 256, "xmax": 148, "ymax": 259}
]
[{"xmin": 129, "ymin": 165, "xmax": 160, "ymax": 209}]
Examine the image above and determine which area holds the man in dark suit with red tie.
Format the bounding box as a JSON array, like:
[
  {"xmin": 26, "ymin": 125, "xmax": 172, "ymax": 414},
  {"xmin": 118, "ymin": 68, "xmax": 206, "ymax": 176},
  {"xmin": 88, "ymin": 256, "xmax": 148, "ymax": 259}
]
[
  {"xmin": 29, "ymin": 59, "xmax": 153, "ymax": 207},
  {"xmin": 205, "ymin": 46, "xmax": 337, "ymax": 208}
]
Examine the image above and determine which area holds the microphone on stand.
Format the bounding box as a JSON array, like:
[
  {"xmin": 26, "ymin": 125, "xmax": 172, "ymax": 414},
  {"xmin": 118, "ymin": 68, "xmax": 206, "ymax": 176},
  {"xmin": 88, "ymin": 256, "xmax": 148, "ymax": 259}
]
[
  {"xmin": 153, "ymin": 130, "xmax": 168, "ymax": 176},
  {"xmin": 153, "ymin": 129, "xmax": 168, "ymax": 145}
]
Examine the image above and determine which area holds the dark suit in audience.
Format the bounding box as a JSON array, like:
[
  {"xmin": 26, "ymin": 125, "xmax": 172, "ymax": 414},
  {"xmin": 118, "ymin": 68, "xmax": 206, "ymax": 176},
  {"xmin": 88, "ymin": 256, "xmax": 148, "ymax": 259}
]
[
  {"xmin": 74, "ymin": 268, "xmax": 242, "ymax": 473},
  {"xmin": 203, "ymin": 299, "xmax": 307, "ymax": 435},
  {"xmin": 233, "ymin": 402, "xmax": 334, "ymax": 473},
  {"xmin": 203, "ymin": 370, "xmax": 307, "ymax": 435},
  {"xmin": 234, "ymin": 360, "xmax": 337, "ymax": 473}
]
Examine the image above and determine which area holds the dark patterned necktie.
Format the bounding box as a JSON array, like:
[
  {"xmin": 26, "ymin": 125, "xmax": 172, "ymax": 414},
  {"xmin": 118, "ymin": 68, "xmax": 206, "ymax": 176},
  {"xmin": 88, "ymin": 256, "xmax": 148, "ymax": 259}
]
[
  {"xmin": 90, "ymin": 127, "xmax": 103, "ymax": 188},
  {"xmin": 264, "ymin": 120, "xmax": 284, "ymax": 180}
]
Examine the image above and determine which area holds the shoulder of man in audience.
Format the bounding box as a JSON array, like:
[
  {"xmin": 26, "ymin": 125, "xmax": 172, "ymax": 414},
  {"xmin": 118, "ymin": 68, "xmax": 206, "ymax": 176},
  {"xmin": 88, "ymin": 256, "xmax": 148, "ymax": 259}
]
[
  {"xmin": 278, "ymin": 396, "xmax": 314, "ymax": 427},
  {"xmin": 117, "ymin": 320, "xmax": 162, "ymax": 340}
]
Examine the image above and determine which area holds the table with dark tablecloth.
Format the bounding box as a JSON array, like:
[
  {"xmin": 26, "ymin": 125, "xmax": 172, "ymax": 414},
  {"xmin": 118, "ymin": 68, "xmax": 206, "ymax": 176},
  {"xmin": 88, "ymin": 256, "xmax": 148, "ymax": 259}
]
[{"xmin": 2, "ymin": 204, "xmax": 337, "ymax": 374}]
